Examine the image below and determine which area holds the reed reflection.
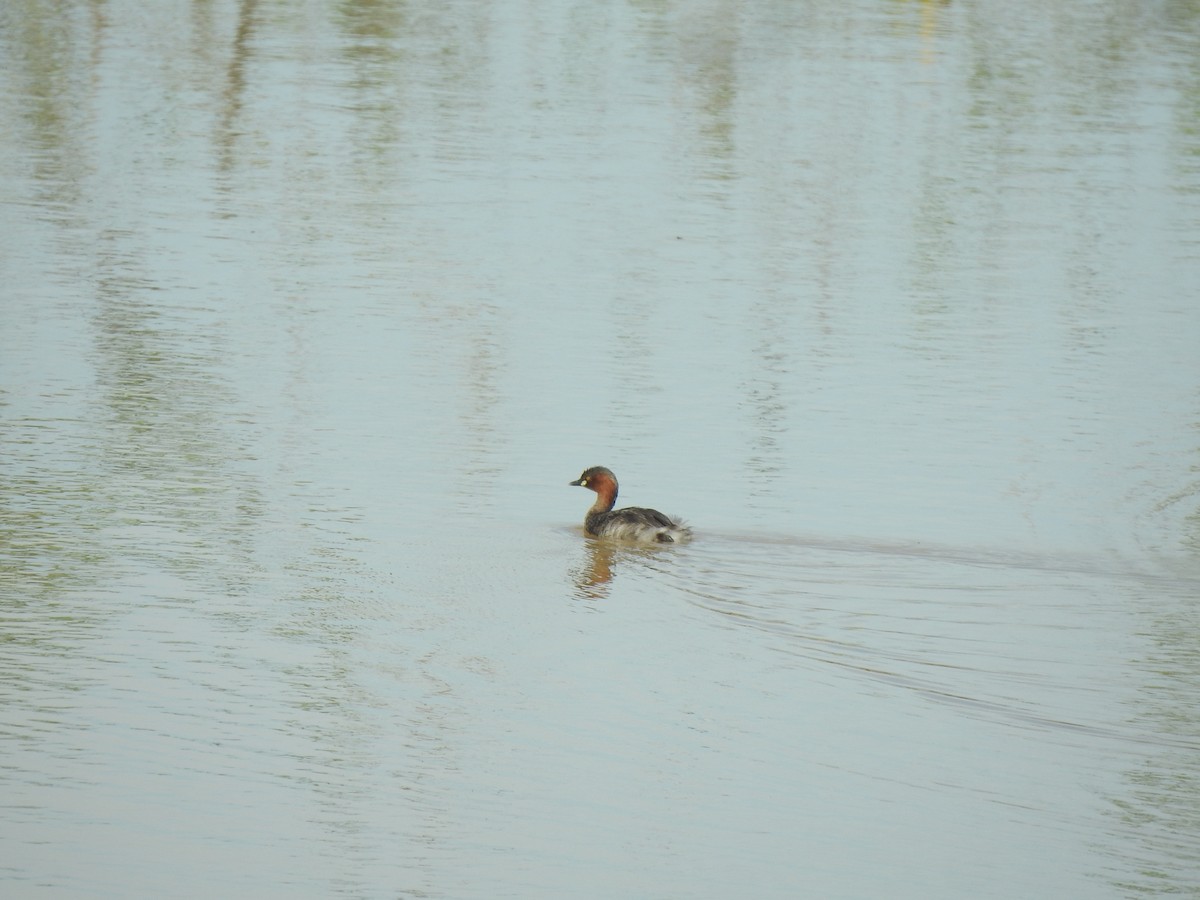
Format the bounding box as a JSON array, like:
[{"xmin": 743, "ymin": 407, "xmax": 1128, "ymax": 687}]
[{"xmin": 216, "ymin": 0, "xmax": 260, "ymax": 176}]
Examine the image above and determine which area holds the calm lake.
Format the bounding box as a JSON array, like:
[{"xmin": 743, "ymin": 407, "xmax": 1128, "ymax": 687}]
[{"xmin": 3, "ymin": 1, "xmax": 1200, "ymax": 897}]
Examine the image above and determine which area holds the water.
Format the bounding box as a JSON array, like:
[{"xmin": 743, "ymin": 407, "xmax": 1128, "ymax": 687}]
[{"xmin": 3, "ymin": 0, "xmax": 1200, "ymax": 897}]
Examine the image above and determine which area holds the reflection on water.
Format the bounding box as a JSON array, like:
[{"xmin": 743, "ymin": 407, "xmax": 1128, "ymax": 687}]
[
  {"xmin": 570, "ymin": 535, "xmax": 620, "ymax": 599},
  {"xmin": 568, "ymin": 533, "xmax": 692, "ymax": 601},
  {"xmin": 214, "ymin": 0, "xmax": 260, "ymax": 176},
  {"xmin": 3, "ymin": 0, "xmax": 1200, "ymax": 896}
]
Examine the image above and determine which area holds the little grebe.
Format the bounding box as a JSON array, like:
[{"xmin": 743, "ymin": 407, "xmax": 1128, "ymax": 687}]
[{"xmin": 569, "ymin": 466, "xmax": 692, "ymax": 544}]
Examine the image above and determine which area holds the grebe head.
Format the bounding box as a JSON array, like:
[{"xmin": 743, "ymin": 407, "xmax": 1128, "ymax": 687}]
[{"xmin": 569, "ymin": 466, "xmax": 618, "ymax": 493}]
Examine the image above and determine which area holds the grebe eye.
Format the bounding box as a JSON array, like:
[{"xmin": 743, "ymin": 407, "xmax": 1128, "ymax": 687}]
[{"xmin": 580, "ymin": 478, "xmax": 588, "ymax": 486}]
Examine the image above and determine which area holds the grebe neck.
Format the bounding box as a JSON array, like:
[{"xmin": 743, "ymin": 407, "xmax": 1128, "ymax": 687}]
[{"xmin": 591, "ymin": 481, "xmax": 618, "ymax": 514}]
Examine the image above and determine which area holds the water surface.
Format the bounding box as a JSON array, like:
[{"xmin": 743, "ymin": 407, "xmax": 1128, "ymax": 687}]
[{"xmin": 3, "ymin": 1, "xmax": 1200, "ymax": 897}]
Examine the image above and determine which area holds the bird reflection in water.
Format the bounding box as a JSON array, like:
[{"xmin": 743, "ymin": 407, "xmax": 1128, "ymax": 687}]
[{"xmin": 569, "ymin": 536, "xmax": 683, "ymax": 601}]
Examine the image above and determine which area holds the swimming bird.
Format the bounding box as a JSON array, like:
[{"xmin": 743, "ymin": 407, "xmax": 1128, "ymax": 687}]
[{"xmin": 569, "ymin": 466, "xmax": 692, "ymax": 544}]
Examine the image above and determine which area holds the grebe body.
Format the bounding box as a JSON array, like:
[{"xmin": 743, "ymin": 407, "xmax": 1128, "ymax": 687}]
[{"xmin": 569, "ymin": 466, "xmax": 692, "ymax": 544}]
